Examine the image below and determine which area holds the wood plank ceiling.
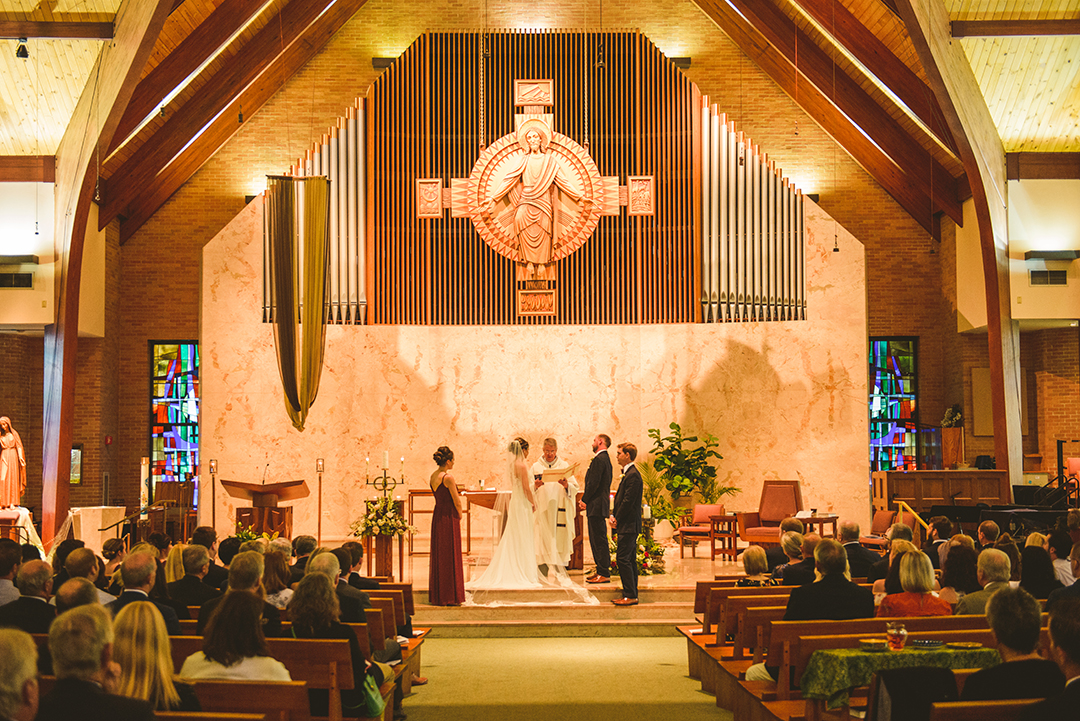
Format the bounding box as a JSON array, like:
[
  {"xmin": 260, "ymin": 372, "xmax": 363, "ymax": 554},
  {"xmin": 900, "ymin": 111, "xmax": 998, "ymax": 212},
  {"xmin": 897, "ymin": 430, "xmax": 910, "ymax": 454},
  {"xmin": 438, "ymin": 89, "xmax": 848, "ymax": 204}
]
[{"xmin": 0, "ymin": 0, "xmax": 1076, "ymax": 240}]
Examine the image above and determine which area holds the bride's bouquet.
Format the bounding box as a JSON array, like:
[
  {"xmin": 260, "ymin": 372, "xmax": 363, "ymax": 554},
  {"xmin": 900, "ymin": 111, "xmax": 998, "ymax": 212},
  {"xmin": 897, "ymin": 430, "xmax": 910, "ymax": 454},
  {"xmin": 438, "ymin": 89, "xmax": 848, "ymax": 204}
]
[{"xmin": 350, "ymin": 496, "xmax": 418, "ymax": 537}]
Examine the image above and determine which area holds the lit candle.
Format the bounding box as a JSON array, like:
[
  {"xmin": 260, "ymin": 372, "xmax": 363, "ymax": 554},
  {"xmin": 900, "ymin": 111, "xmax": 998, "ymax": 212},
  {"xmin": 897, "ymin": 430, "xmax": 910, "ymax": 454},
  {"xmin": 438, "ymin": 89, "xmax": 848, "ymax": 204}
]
[
  {"xmin": 366, "ymin": 456, "xmax": 370, "ymax": 477},
  {"xmin": 383, "ymin": 450, "xmax": 390, "ymax": 470},
  {"xmin": 400, "ymin": 456, "xmax": 405, "ymax": 476}
]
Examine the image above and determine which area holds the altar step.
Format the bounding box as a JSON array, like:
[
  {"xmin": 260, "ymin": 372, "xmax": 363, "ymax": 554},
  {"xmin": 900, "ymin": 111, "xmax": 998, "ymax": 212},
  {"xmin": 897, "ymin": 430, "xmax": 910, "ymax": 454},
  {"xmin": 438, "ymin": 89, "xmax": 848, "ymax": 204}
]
[{"xmin": 411, "ymin": 586, "xmax": 697, "ymax": 638}]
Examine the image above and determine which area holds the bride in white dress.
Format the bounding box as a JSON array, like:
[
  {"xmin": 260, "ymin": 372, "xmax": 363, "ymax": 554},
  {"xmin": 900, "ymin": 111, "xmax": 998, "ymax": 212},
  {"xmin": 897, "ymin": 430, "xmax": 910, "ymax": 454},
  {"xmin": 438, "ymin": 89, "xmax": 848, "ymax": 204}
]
[{"xmin": 467, "ymin": 438, "xmax": 542, "ymax": 590}]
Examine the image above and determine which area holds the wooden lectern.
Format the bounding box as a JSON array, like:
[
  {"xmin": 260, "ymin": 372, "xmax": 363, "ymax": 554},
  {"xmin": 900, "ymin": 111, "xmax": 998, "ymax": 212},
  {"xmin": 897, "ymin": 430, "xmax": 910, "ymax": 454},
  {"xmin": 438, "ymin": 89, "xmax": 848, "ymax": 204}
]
[{"xmin": 220, "ymin": 479, "xmax": 308, "ymax": 537}]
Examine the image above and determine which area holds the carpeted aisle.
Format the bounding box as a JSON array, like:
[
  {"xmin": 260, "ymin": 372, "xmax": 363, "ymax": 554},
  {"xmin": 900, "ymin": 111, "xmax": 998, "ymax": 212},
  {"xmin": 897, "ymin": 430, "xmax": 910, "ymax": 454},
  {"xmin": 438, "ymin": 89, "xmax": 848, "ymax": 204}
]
[{"xmin": 403, "ymin": 636, "xmax": 731, "ymax": 721}]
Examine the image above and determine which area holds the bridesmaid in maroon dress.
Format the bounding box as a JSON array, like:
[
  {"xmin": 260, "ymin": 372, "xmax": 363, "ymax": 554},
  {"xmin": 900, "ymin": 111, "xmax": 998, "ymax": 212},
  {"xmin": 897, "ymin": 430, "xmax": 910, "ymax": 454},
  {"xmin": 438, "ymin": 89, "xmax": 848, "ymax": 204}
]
[{"xmin": 429, "ymin": 446, "xmax": 465, "ymax": 605}]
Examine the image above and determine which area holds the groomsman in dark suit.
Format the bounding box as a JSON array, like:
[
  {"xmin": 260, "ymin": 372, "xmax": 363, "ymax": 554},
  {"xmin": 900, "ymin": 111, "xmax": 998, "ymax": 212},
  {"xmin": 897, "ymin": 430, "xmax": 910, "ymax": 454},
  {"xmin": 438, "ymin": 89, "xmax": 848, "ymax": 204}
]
[
  {"xmin": 580, "ymin": 434, "xmax": 613, "ymax": 583},
  {"xmin": 611, "ymin": 443, "xmax": 643, "ymax": 606}
]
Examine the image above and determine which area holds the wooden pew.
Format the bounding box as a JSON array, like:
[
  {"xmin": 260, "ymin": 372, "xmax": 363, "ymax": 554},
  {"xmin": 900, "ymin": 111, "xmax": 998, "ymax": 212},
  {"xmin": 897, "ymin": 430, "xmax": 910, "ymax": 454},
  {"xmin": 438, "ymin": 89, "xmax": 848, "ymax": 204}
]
[
  {"xmin": 714, "ymin": 595, "xmax": 789, "ymax": 650},
  {"xmin": 928, "ymin": 699, "xmax": 1038, "ymax": 721},
  {"xmin": 156, "ymin": 713, "xmax": 267, "ymax": 721},
  {"xmin": 367, "ymin": 590, "xmax": 406, "ymax": 630},
  {"xmin": 377, "ymin": 583, "xmax": 415, "ymax": 616},
  {"xmin": 179, "ymin": 619, "xmax": 198, "ymax": 636},
  {"xmin": 366, "ymin": 598, "xmax": 397, "ymax": 645},
  {"xmin": 188, "ymin": 680, "xmax": 311, "ymax": 721},
  {"xmin": 703, "ymin": 585, "xmax": 797, "ymax": 635}
]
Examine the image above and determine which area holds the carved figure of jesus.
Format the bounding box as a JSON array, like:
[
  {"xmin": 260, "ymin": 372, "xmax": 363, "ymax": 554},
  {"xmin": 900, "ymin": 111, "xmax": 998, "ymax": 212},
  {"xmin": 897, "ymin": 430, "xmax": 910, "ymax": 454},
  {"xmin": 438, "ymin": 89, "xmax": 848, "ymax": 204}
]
[{"xmin": 482, "ymin": 126, "xmax": 589, "ymax": 269}]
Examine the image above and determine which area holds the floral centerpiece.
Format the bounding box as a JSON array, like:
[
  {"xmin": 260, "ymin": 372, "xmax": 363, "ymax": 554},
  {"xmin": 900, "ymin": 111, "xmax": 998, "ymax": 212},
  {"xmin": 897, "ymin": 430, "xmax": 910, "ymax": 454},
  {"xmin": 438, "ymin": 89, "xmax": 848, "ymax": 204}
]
[
  {"xmin": 349, "ymin": 495, "xmax": 417, "ymax": 538},
  {"xmin": 234, "ymin": 524, "xmax": 279, "ymax": 542},
  {"xmin": 609, "ymin": 532, "xmax": 667, "ymax": 576}
]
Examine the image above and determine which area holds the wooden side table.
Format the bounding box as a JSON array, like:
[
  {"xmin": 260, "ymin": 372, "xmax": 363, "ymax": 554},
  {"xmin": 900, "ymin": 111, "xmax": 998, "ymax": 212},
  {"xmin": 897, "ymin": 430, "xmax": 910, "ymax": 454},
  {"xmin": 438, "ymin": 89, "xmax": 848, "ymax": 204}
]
[
  {"xmin": 710, "ymin": 514, "xmax": 739, "ymax": 559},
  {"xmin": 802, "ymin": 515, "xmax": 838, "ymax": 538}
]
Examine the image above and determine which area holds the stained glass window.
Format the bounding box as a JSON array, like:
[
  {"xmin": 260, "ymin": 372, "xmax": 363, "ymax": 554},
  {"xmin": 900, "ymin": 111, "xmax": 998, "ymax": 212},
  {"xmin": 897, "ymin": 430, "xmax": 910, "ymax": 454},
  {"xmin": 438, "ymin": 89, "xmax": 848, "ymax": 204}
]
[
  {"xmin": 150, "ymin": 342, "xmax": 200, "ymax": 504},
  {"xmin": 870, "ymin": 338, "xmax": 919, "ymax": 472}
]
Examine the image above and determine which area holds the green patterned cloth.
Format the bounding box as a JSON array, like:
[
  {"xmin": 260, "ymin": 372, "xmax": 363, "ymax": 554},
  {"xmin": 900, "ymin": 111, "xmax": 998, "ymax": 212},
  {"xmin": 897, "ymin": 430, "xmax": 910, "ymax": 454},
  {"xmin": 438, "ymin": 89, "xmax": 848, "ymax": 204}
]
[{"xmin": 799, "ymin": 647, "xmax": 1002, "ymax": 709}]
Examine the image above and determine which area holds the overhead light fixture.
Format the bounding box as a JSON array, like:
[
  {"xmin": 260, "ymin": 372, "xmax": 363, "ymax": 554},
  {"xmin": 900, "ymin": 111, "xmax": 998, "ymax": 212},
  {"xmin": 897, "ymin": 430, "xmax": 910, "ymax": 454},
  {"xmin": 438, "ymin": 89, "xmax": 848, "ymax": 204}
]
[
  {"xmin": 372, "ymin": 57, "xmax": 395, "ymax": 70},
  {"xmin": 1024, "ymin": 250, "xmax": 1080, "ymax": 261},
  {"xmin": 15, "ymin": 38, "xmax": 28, "ymax": 59}
]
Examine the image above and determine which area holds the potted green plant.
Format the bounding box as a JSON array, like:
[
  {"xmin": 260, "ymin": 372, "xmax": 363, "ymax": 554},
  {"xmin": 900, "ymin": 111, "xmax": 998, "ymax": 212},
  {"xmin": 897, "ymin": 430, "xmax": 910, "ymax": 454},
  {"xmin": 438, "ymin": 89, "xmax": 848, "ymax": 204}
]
[
  {"xmin": 648, "ymin": 422, "xmax": 739, "ymax": 506},
  {"xmin": 639, "ymin": 458, "xmax": 680, "ymax": 540}
]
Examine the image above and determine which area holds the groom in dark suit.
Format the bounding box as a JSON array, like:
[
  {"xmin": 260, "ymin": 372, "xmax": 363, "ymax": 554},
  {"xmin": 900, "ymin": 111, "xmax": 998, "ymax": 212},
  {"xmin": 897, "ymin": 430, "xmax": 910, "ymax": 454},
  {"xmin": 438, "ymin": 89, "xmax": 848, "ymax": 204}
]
[
  {"xmin": 611, "ymin": 442, "xmax": 643, "ymax": 605},
  {"xmin": 580, "ymin": 434, "xmax": 613, "ymax": 583}
]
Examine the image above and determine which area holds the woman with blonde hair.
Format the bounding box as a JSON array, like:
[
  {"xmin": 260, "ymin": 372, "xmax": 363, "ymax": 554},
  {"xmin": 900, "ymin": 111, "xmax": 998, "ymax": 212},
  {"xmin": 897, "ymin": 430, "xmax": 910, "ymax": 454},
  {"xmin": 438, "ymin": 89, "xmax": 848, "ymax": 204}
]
[
  {"xmin": 876, "ymin": 551, "xmax": 952, "ymax": 617},
  {"xmin": 114, "ymin": 601, "xmax": 201, "ymax": 711},
  {"xmin": 872, "ymin": 539, "xmax": 920, "ymax": 597},
  {"xmin": 770, "ymin": 532, "xmax": 804, "ymax": 581},
  {"xmin": 737, "ymin": 546, "xmax": 780, "ymax": 587},
  {"xmin": 164, "ymin": 544, "xmax": 187, "ymax": 585}
]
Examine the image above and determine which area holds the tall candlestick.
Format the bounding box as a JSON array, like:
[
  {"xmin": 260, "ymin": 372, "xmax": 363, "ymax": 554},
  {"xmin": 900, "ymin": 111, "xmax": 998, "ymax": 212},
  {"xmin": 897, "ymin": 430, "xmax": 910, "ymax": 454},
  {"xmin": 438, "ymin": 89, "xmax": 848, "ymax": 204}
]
[{"xmin": 400, "ymin": 456, "xmax": 404, "ymax": 476}]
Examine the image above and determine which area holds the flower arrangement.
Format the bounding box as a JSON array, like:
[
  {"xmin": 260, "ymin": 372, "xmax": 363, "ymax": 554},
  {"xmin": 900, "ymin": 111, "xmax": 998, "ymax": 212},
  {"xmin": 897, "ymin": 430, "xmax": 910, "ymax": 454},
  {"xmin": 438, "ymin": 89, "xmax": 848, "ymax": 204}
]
[
  {"xmin": 350, "ymin": 495, "xmax": 417, "ymax": 538},
  {"xmin": 609, "ymin": 532, "xmax": 667, "ymax": 576},
  {"xmin": 941, "ymin": 404, "xmax": 963, "ymax": 428},
  {"xmin": 234, "ymin": 524, "xmax": 279, "ymax": 542}
]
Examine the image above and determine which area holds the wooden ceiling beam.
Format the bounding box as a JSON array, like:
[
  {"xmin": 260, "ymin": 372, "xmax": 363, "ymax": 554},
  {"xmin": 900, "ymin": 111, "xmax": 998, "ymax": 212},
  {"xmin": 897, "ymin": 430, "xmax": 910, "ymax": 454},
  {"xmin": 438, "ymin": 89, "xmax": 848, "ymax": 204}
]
[
  {"xmin": 0, "ymin": 155, "xmax": 55, "ymax": 182},
  {"xmin": 100, "ymin": 0, "xmax": 337, "ymax": 227},
  {"xmin": 693, "ymin": 0, "xmax": 940, "ymax": 238},
  {"xmin": 0, "ymin": 21, "xmax": 114, "ymax": 38},
  {"xmin": 1005, "ymin": 152, "xmax": 1080, "ymax": 180},
  {"xmin": 791, "ymin": 0, "xmax": 959, "ymax": 156},
  {"xmin": 709, "ymin": 0, "xmax": 962, "ymax": 224},
  {"xmin": 110, "ymin": 0, "xmax": 270, "ymax": 153},
  {"xmin": 952, "ymin": 19, "xmax": 1080, "ymax": 37},
  {"xmin": 117, "ymin": 0, "xmax": 371, "ymax": 242}
]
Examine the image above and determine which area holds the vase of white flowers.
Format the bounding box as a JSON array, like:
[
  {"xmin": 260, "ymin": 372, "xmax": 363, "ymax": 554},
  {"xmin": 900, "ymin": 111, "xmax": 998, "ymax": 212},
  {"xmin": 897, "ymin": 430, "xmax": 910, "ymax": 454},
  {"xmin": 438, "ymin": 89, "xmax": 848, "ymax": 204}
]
[{"xmin": 349, "ymin": 496, "xmax": 416, "ymax": 578}]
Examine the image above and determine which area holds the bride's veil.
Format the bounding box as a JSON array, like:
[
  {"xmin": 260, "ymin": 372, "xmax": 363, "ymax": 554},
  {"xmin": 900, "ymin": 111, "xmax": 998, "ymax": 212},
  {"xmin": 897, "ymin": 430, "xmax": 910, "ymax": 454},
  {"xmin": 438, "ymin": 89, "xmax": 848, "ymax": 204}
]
[{"xmin": 490, "ymin": 439, "xmax": 525, "ymax": 543}]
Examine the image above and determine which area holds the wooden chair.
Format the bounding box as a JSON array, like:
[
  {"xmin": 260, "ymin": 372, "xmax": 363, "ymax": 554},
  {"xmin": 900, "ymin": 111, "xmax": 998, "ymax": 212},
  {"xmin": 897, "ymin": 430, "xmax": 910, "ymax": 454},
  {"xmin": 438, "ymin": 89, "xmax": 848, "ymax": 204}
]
[
  {"xmin": 675, "ymin": 504, "xmax": 725, "ymax": 558},
  {"xmin": 860, "ymin": 509, "xmax": 894, "ymax": 551},
  {"xmin": 736, "ymin": 480, "xmax": 803, "ymax": 547},
  {"xmin": 188, "ymin": 680, "xmax": 311, "ymax": 721}
]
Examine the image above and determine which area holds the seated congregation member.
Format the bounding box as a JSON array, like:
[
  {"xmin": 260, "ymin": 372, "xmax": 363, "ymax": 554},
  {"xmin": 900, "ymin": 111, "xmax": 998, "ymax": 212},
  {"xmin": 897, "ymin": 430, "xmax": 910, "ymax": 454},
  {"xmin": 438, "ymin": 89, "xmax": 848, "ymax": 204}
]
[
  {"xmin": 190, "ymin": 526, "xmax": 229, "ymax": 590},
  {"xmin": 995, "ymin": 533, "xmax": 1022, "ymax": 582},
  {"xmin": 923, "ymin": 515, "xmax": 952, "ymax": 570},
  {"xmin": 114, "ymin": 601, "xmax": 201, "ymax": 712},
  {"xmin": 1044, "ymin": 541, "xmax": 1080, "ymax": 613},
  {"xmin": 876, "ymin": 551, "xmax": 951, "ymax": 617},
  {"xmin": 101, "ymin": 537, "xmax": 126, "ymax": 592},
  {"xmin": 167, "ymin": 544, "xmax": 222, "ymax": 608},
  {"xmin": 955, "ymin": 549, "xmax": 1011, "ymax": 615},
  {"xmin": 333, "ymin": 548, "xmax": 372, "ymax": 608},
  {"xmin": 36, "ymin": 604, "xmax": 154, "ymax": 721},
  {"xmin": 197, "ymin": 551, "xmax": 282, "ymax": 636},
  {"xmin": 936, "ymin": 544, "xmax": 980, "ymax": 607},
  {"xmin": 1024, "ymin": 532, "xmax": 1047, "ymax": 549},
  {"xmin": 50, "ymin": 538, "xmax": 84, "ymax": 589},
  {"xmin": 839, "ymin": 520, "xmax": 881, "ymax": 578},
  {"xmin": 872, "ymin": 540, "xmax": 919, "ymax": 597},
  {"xmin": 60, "ymin": 548, "xmax": 116, "ymax": 603},
  {"xmin": 866, "ymin": 523, "xmax": 913, "ymax": 583},
  {"xmin": 290, "ymin": 535, "xmax": 319, "ymax": 584},
  {"xmin": 0, "ymin": 628, "xmax": 38, "ymax": 721},
  {"xmin": 961, "ymin": 586, "xmax": 1064, "ymax": 701},
  {"xmin": 782, "ymin": 534, "xmax": 821, "ymax": 587},
  {"xmin": 19, "ymin": 544, "xmax": 40, "ymax": 563},
  {"xmin": 55, "ymin": 577, "xmax": 103, "ymax": 613},
  {"xmin": 289, "ymin": 573, "xmax": 402, "ymax": 719},
  {"xmin": 164, "ymin": 543, "xmax": 186, "ymax": 585},
  {"xmin": 147, "ymin": 532, "xmax": 173, "ymax": 564},
  {"xmin": 765, "ymin": 517, "xmax": 804, "ymax": 572},
  {"xmin": 736, "ymin": 546, "xmax": 779, "ymax": 587},
  {"xmin": 1048, "ymin": 530, "xmax": 1075, "ymax": 587},
  {"xmin": 977, "ymin": 519, "xmax": 1000, "ymax": 551},
  {"xmin": 745, "ymin": 539, "xmax": 874, "ymax": 682},
  {"xmin": 1019, "ymin": 544, "xmax": 1064, "ymax": 600},
  {"xmin": 106, "ymin": 551, "xmax": 181, "ymax": 634},
  {"xmin": 307, "ymin": 550, "xmax": 366, "ymax": 623},
  {"xmin": 214, "ymin": 537, "xmax": 243, "ymax": 586},
  {"xmin": 263, "ymin": 550, "xmax": 294, "ymax": 610},
  {"xmin": 0, "ymin": 538, "xmax": 22, "ymax": 607},
  {"xmin": 770, "ymin": 531, "xmax": 803, "ymax": 581},
  {"xmin": 180, "ymin": 591, "xmax": 291, "ymax": 681},
  {"xmin": 0, "ymin": 559, "xmax": 55, "ymax": 634},
  {"xmin": 341, "ymin": 540, "xmax": 382, "ymax": 591},
  {"xmin": 1019, "ymin": 597, "xmax": 1080, "ymax": 720}
]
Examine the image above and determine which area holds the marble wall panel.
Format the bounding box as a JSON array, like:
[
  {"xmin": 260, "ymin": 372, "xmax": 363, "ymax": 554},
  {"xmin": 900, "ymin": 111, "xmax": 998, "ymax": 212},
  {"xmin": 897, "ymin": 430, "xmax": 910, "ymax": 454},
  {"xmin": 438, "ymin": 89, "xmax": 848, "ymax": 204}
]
[{"xmin": 201, "ymin": 200, "xmax": 869, "ymax": 541}]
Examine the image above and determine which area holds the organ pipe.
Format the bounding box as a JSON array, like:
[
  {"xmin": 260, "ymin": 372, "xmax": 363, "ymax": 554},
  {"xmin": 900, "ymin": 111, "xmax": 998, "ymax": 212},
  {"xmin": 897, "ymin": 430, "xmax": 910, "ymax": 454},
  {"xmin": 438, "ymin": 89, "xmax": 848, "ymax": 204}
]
[{"xmin": 697, "ymin": 97, "xmax": 805, "ymax": 323}]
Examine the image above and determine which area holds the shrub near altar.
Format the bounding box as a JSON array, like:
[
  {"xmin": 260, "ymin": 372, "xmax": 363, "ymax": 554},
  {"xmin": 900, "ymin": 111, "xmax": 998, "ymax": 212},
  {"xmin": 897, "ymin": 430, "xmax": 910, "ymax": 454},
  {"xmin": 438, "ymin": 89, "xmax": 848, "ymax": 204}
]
[{"xmin": 609, "ymin": 533, "xmax": 667, "ymax": 576}]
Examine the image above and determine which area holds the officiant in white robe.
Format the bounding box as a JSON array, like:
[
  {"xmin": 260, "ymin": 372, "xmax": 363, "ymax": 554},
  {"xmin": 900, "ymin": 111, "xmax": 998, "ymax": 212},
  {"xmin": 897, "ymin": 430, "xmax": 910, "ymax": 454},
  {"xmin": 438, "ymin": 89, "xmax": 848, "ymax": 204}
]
[{"xmin": 531, "ymin": 437, "xmax": 579, "ymax": 569}]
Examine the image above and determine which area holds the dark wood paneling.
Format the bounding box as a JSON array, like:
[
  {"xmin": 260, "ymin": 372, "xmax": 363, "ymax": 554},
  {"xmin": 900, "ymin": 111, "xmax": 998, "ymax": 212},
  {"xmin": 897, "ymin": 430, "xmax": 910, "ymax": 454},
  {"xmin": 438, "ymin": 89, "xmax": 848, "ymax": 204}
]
[
  {"xmin": 0, "ymin": 21, "xmax": 113, "ymax": 38},
  {"xmin": 0, "ymin": 155, "xmax": 55, "ymax": 182},
  {"xmin": 952, "ymin": 19, "xmax": 1080, "ymax": 37},
  {"xmin": 1005, "ymin": 152, "xmax": 1080, "ymax": 180}
]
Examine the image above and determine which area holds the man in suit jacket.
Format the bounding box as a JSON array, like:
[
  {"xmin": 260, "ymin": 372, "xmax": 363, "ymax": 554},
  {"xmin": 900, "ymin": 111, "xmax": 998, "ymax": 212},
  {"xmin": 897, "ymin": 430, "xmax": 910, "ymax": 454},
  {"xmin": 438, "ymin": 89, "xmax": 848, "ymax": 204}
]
[
  {"xmin": 745, "ymin": 538, "xmax": 874, "ymax": 681},
  {"xmin": 105, "ymin": 552, "xmax": 181, "ymax": 634},
  {"xmin": 166, "ymin": 544, "xmax": 222, "ymax": 608},
  {"xmin": 190, "ymin": 525, "xmax": 230, "ymax": 591},
  {"xmin": 0, "ymin": 628, "xmax": 39, "ymax": 721},
  {"xmin": 197, "ymin": 551, "xmax": 281, "ymax": 636},
  {"xmin": 36, "ymin": 604, "xmax": 154, "ymax": 721},
  {"xmin": 781, "ymin": 534, "xmax": 822, "ymax": 586},
  {"xmin": 955, "ymin": 549, "xmax": 1011, "ymax": 615},
  {"xmin": 1019, "ymin": 596, "xmax": 1080, "ymax": 720},
  {"xmin": 579, "ymin": 433, "xmax": 613, "ymax": 583},
  {"xmin": 0, "ymin": 560, "xmax": 55, "ymax": 635},
  {"xmin": 0, "ymin": 538, "xmax": 22, "ymax": 607},
  {"xmin": 839, "ymin": 520, "xmax": 882, "ymax": 578},
  {"xmin": 924, "ymin": 516, "xmax": 952, "ymax": 570},
  {"xmin": 766, "ymin": 518, "xmax": 805, "ymax": 571},
  {"xmin": 610, "ymin": 443, "xmax": 643, "ymax": 606},
  {"xmin": 341, "ymin": 541, "xmax": 383, "ymax": 590},
  {"xmin": 290, "ymin": 535, "xmax": 319, "ymax": 585},
  {"xmin": 330, "ymin": 548, "xmax": 371, "ymax": 622}
]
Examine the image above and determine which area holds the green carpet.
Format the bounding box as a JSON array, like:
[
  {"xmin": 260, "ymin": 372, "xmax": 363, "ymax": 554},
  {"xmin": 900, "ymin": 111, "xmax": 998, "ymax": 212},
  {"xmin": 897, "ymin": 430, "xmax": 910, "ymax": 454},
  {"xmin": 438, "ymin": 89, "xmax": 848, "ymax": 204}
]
[{"xmin": 402, "ymin": 637, "xmax": 731, "ymax": 720}]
